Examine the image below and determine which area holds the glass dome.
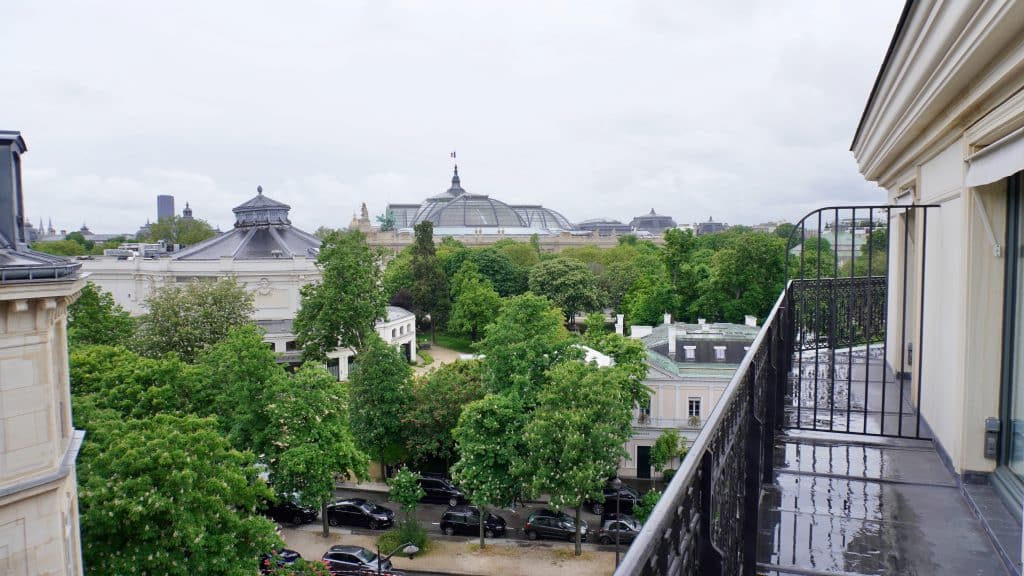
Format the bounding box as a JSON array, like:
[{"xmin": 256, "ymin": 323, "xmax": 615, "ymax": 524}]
[
  {"xmin": 511, "ymin": 205, "xmax": 575, "ymax": 231},
  {"xmin": 414, "ymin": 194, "xmax": 526, "ymax": 228}
]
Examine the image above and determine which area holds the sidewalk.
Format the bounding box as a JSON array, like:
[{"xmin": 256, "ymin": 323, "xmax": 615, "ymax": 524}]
[
  {"xmin": 281, "ymin": 524, "xmax": 616, "ymax": 576},
  {"xmin": 412, "ymin": 344, "xmax": 465, "ymax": 377}
]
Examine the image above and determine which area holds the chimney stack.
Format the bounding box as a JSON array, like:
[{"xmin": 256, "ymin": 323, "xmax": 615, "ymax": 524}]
[
  {"xmin": 668, "ymin": 323, "xmax": 677, "ymax": 356},
  {"xmin": 663, "ymin": 313, "xmax": 671, "ymax": 325},
  {"xmin": 0, "ymin": 131, "xmax": 28, "ymax": 250},
  {"xmin": 745, "ymin": 315, "xmax": 757, "ymax": 328},
  {"xmin": 615, "ymin": 313, "xmax": 625, "ymax": 335}
]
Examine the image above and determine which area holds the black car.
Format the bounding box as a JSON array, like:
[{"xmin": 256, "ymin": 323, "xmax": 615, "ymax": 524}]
[
  {"xmin": 440, "ymin": 505, "xmax": 508, "ymax": 538},
  {"xmin": 265, "ymin": 495, "xmax": 319, "ymax": 525},
  {"xmin": 586, "ymin": 481, "xmax": 642, "ymax": 515},
  {"xmin": 321, "ymin": 545, "xmax": 398, "ymax": 575},
  {"xmin": 259, "ymin": 549, "xmax": 301, "ymax": 574},
  {"xmin": 595, "ymin": 514, "xmax": 642, "ymax": 545},
  {"xmin": 416, "ymin": 476, "xmax": 466, "ymax": 507},
  {"xmin": 326, "ymin": 498, "xmax": 395, "ymax": 530},
  {"xmin": 523, "ymin": 508, "xmax": 589, "ymax": 542}
]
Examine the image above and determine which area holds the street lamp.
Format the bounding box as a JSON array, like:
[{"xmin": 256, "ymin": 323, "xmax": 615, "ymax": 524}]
[
  {"xmin": 377, "ymin": 541, "xmax": 419, "ymax": 576},
  {"xmin": 610, "ymin": 477, "xmax": 622, "ymax": 567}
]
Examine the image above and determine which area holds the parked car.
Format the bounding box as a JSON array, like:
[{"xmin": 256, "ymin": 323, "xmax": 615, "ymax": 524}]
[
  {"xmin": 416, "ymin": 475, "xmax": 466, "ymax": 506},
  {"xmin": 259, "ymin": 549, "xmax": 301, "ymax": 574},
  {"xmin": 440, "ymin": 505, "xmax": 508, "ymax": 538},
  {"xmin": 585, "ymin": 480, "xmax": 642, "ymax": 515},
  {"xmin": 523, "ymin": 508, "xmax": 588, "ymax": 542},
  {"xmin": 325, "ymin": 498, "xmax": 395, "ymax": 530},
  {"xmin": 595, "ymin": 514, "xmax": 642, "ymax": 545},
  {"xmin": 264, "ymin": 494, "xmax": 319, "ymax": 525},
  {"xmin": 321, "ymin": 545, "xmax": 400, "ymax": 575}
]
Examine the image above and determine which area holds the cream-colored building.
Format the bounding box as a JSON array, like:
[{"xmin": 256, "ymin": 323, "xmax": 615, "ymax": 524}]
[
  {"xmin": 80, "ymin": 188, "xmax": 416, "ymax": 377},
  {"xmin": 0, "ymin": 131, "xmax": 85, "ymax": 575},
  {"xmin": 618, "ymin": 315, "xmax": 757, "ymax": 480},
  {"xmin": 851, "ymin": 0, "xmax": 1024, "ymax": 546}
]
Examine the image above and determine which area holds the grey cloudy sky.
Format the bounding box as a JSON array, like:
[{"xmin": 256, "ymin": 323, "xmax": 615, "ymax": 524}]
[{"xmin": 1, "ymin": 1, "xmax": 902, "ymax": 235}]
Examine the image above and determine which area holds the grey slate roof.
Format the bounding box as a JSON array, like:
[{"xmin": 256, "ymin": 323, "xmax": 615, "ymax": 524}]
[{"xmin": 172, "ymin": 187, "xmax": 320, "ymax": 261}]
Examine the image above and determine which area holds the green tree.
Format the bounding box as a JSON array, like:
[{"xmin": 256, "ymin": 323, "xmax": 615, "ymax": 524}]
[
  {"xmin": 622, "ymin": 274, "xmax": 676, "ymax": 327},
  {"xmin": 30, "ymin": 239, "xmax": 85, "ymax": 256},
  {"xmin": 520, "ymin": 361, "xmax": 634, "ymax": 555},
  {"xmin": 583, "ymin": 332, "xmax": 652, "ymax": 410},
  {"xmin": 70, "ymin": 345, "xmax": 199, "ymax": 419},
  {"xmin": 145, "ymin": 215, "xmax": 217, "ymax": 245},
  {"xmin": 67, "ymin": 282, "xmax": 135, "ymax": 348},
  {"xmin": 134, "ymin": 278, "xmax": 255, "ymax": 363},
  {"xmin": 411, "ymin": 221, "xmax": 450, "ymax": 342},
  {"xmin": 475, "ymin": 293, "xmax": 578, "ymax": 401},
  {"xmin": 584, "ymin": 312, "xmax": 607, "ymax": 339},
  {"xmin": 65, "ymin": 230, "xmax": 94, "ymax": 251},
  {"xmin": 451, "ymin": 393, "xmax": 529, "ymax": 548},
  {"xmin": 700, "ymin": 232, "xmax": 786, "ymax": 322},
  {"xmin": 388, "ymin": 468, "xmax": 427, "ymax": 522},
  {"xmin": 468, "ymin": 247, "xmax": 528, "ymax": 297},
  {"xmin": 198, "ymin": 325, "xmax": 287, "ymax": 449},
  {"xmin": 75, "ymin": 413, "xmax": 279, "ymax": 576},
  {"xmin": 267, "ymin": 363, "xmax": 369, "ymax": 537},
  {"xmin": 404, "ymin": 360, "xmax": 485, "ymax": 467},
  {"xmin": 774, "ymin": 222, "xmax": 796, "ymax": 240},
  {"xmin": 295, "ymin": 229, "xmax": 387, "ymax": 360},
  {"xmin": 650, "ymin": 429, "xmax": 686, "ymax": 486},
  {"xmin": 633, "ymin": 489, "xmax": 661, "ymax": 523},
  {"xmin": 349, "ymin": 334, "xmax": 412, "ymax": 479},
  {"xmin": 448, "ymin": 262, "xmax": 502, "ymax": 341},
  {"xmin": 383, "ymin": 247, "xmax": 413, "ymax": 301},
  {"xmin": 527, "ymin": 257, "xmax": 602, "ymax": 324},
  {"xmin": 494, "ymin": 239, "xmax": 540, "ymax": 269}
]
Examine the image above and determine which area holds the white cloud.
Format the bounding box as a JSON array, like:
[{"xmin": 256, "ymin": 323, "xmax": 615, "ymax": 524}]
[{"xmin": 4, "ymin": 0, "xmax": 902, "ymax": 235}]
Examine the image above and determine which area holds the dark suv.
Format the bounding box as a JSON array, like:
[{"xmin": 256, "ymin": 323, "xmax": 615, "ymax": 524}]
[
  {"xmin": 416, "ymin": 476, "xmax": 466, "ymax": 507},
  {"xmin": 264, "ymin": 494, "xmax": 318, "ymax": 525},
  {"xmin": 586, "ymin": 481, "xmax": 642, "ymax": 515},
  {"xmin": 440, "ymin": 505, "xmax": 507, "ymax": 538},
  {"xmin": 524, "ymin": 508, "xmax": 588, "ymax": 542}
]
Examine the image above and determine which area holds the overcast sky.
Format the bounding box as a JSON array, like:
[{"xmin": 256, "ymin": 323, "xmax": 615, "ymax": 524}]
[{"xmin": 2, "ymin": 1, "xmax": 902, "ymax": 235}]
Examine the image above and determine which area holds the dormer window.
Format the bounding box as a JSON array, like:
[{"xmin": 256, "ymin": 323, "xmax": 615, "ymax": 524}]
[
  {"xmin": 714, "ymin": 346, "xmax": 726, "ymax": 361},
  {"xmin": 683, "ymin": 346, "xmax": 696, "ymax": 361}
]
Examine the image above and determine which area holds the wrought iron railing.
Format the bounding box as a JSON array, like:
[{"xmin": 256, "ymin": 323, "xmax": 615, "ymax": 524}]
[
  {"xmin": 615, "ymin": 287, "xmax": 790, "ymax": 575},
  {"xmin": 617, "ymin": 205, "xmax": 935, "ymax": 575}
]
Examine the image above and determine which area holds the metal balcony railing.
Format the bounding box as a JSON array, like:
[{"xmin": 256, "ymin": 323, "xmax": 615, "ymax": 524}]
[{"xmin": 616, "ymin": 205, "xmax": 937, "ymax": 576}]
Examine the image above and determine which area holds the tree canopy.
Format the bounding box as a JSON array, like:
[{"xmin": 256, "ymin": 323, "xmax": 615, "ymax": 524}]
[
  {"xmin": 448, "ymin": 261, "xmax": 502, "ymax": 341},
  {"xmin": 527, "ymin": 257, "xmax": 602, "ymax": 322},
  {"xmin": 76, "ymin": 413, "xmax": 279, "ymax": 576},
  {"xmin": 348, "ymin": 334, "xmax": 412, "ymax": 478},
  {"xmin": 519, "ymin": 360, "xmax": 634, "ymax": 555},
  {"xmin": 144, "ymin": 215, "xmax": 217, "ymax": 245},
  {"xmin": 404, "ymin": 360, "xmax": 485, "ymax": 466},
  {"xmin": 68, "ymin": 282, "xmax": 135, "ymax": 349},
  {"xmin": 295, "ymin": 229, "xmax": 386, "ymax": 360},
  {"xmin": 134, "ymin": 277, "xmax": 255, "ymax": 363},
  {"xmin": 474, "ymin": 293, "xmax": 578, "ymax": 401},
  {"xmin": 410, "ymin": 221, "xmax": 450, "ymax": 341}
]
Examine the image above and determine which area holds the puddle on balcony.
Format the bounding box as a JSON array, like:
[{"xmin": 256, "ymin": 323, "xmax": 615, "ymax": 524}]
[{"xmin": 757, "ymin": 437, "xmax": 1007, "ymax": 576}]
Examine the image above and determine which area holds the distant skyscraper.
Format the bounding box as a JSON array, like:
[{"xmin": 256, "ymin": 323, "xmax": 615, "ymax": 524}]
[{"xmin": 157, "ymin": 195, "xmax": 174, "ymax": 221}]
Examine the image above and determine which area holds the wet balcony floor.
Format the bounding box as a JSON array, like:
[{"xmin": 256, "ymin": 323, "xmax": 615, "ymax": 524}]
[{"xmin": 757, "ymin": 432, "xmax": 1010, "ymax": 575}]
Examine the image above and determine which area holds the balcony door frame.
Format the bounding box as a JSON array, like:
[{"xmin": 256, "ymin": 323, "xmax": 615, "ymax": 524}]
[{"xmin": 997, "ymin": 170, "xmax": 1024, "ymax": 516}]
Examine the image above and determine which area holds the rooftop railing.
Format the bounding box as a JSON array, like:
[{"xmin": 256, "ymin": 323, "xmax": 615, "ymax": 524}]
[{"xmin": 617, "ymin": 205, "xmax": 936, "ymax": 576}]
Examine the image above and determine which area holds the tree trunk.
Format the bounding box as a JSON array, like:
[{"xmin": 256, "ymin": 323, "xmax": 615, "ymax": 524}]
[
  {"xmin": 321, "ymin": 501, "xmax": 330, "ymax": 538},
  {"xmin": 479, "ymin": 505, "xmax": 486, "ymax": 549},
  {"xmin": 380, "ymin": 454, "xmax": 387, "ymax": 483},
  {"xmin": 574, "ymin": 504, "xmax": 582, "ymax": 556}
]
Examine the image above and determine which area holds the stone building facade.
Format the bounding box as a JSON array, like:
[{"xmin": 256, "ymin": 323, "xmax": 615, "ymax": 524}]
[{"xmin": 0, "ymin": 131, "xmax": 85, "ymax": 575}]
